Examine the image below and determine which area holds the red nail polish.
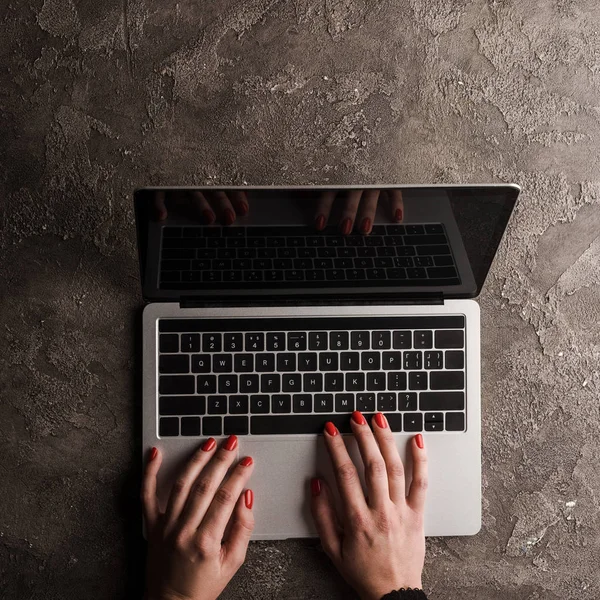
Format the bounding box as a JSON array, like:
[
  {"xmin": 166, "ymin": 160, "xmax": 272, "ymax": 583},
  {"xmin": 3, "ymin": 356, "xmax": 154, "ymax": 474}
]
[
  {"xmin": 416, "ymin": 434, "xmax": 424, "ymax": 449},
  {"xmin": 238, "ymin": 203, "xmax": 249, "ymax": 216},
  {"xmin": 325, "ymin": 421, "xmax": 338, "ymax": 436},
  {"xmin": 395, "ymin": 208, "xmax": 403, "ymax": 222},
  {"xmin": 351, "ymin": 410, "xmax": 366, "ymax": 425},
  {"xmin": 203, "ymin": 209, "xmax": 215, "ymax": 224},
  {"xmin": 245, "ymin": 489, "xmax": 254, "ymax": 509},
  {"xmin": 150, "ymin": 447, "xmax": 158, "ymax": 461},
  {"xmin": 224, "ymin": 209, "xmax": 235, "ymax": 225},
  {"xmin": 315, "ymin": 215, "xmax": 326, "ymax": 231},
  {"xmin": 241, "ymin": 456, "xmax": 253, "ymax": 467},
  {"xmin": 341, "ymin": 218, "xmax": 352, "ymax": 235},
  {"xmin": 224, "ymin": 435, "xmax": 238, "ymax": 451},
  {"xmin": 374, "ymin": 412, "xmax": 388, "ymax": 429},
  {"xmin": 202, "ymin": 438, "xmax": 216, "ymax": 452},
  {"xmin": 361, "ymin": 218, "xmax": 372, "ymax": 234},
  {"xmin": 310, "ymin": 478, "xmax": 321, "ymax": 497}
]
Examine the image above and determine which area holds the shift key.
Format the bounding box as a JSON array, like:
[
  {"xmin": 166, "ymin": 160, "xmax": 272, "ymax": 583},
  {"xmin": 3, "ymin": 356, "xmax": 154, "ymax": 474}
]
[
  {"xmin": 420, "ymin": 392, "xmax": 464, "ymax": 411},
  {"xmin": 159, "ymin": 375, "xmax": 195, "ymax": 395}
]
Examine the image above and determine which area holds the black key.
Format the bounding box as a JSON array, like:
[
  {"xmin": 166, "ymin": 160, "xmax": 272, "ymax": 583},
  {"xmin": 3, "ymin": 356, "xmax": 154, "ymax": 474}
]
[
  {"xmin": 366, "ymin": 269, "xmax": 387, "ymax": 280},
  {"xmin": 224, "ymin": 416, "xmax": 249, "ymax": 435},
  {"xmin": 398, "ymin": 392, "xmax": 417, "ymax": 410},
  {"xmin": 218, "ymin": 375, "xmax": 238, "ymax": 393},
  {"xmin": 245, "ymin": 333, "xmax": 264, "ymax": 351},
  {"xmin": 272, "ymin": 394, "xmax": 292, "ymax": 413},
  {"xmin": 282, "ymin": 374, "xmax": 301, "ymax": 392},
  {"xmin": 197, "ymin": 375, "xmax": 217, "ymax": 394},
  {"xmin": 159, "ymin": 334, "xmax": 179, "ymax": 353},
  {"xmin": 240, "ymin": 374, "xmax": 259, "ymax": 393},
  {"xmin": 213, "ymin": 259, "xmax": 232, "ymax": 270},
  {"xmin": 354, "ymin": 257, "xmax": 374, "ymax": 269},
  {"xmin": 340, "ymin": 352, "xmax": 359, "ymax": 371},
  {"xmin": 285, "ymin": 270, "xmax": 304, "ymax": 281},
  {"xmin": 367, "ymin": 372, "xmax": 386, "ymax": 390},
  {"xmin": 197, "ymin": 249, "xmax": 217, "ymax": 258},
  {"xmin": 420, "ymin": 392, "xmax": 464, "ymax": 411},
  {"xmin": 224, "ymin": 333, "xmax": 243, "ymax": 352},
  {"xmin": 213, "ymin": 354, "xmax": 233, "ymax": 373},
  {"xmin": 409, "ymin": 371, "xmax": 428, "ymax": 390},
  {"xmin": 181, "ymin": 334, "xmax": 200, "ymax": 352},
  {"xmin": 233, "ymin": 353, "xmax": 253, "ymax": 372},
  {"xmin": 345, "ymin": 235, "xmax": 364, "ymax": 247},
  {"xmin": 294, "ymin": 258, "xmax": 313, "ymax": 270},
  {"xmin": 159, "ymin": 375, "xmax": 195, "ymax": 395},
  {"xmin": 298, "ymin": 352, "xmax": 318, "ymax": 372},
  {"xmin": 393, "ymin": 331, "xmax": 412, "ymax": 349},
  {"xmin": 315, "ymin": 394, "xmax": 334, "ymax": 413},
  {"xmin": 159, "ymin": 417, "xmax": 179, "ymax": 436},
  {"xmin": 361, "ymin": 352, "xmax": 380, "ymax": 371},
  {"xmin": 293, "ymin": 394, "xmax": 312, "ymax": 413},
  {"xmin": 337, "ymin": 247, "xmax": 356, "ymax": 258},
  {"xmin": 319, "ymin": 352, "xmax": 338, "ymax": 371},
  {"xmin": 306, "ymin": 269, "xmax": 325, "ymax": 281},
  {"xmin": 445, "ymin": 350, "xmax": 464, "ymax": 369},
  {"xmin": 384, "ymin": 236, "xmax": 403, "ymax": 246},
  {"xmin": 309, "ymin": 332, "xmax": 328, "ymax": 350},
  {"xmin": 406, "ymin": 267, "xmax": 427, "ymax": 279},
  {"xmin": 303, "ymin": 373, "xmax": 323, "ymax": 392},
  {"xmin": 326, "ymin": 236, "xmax": 345, "ymax": 247},
  {"xmin": 264, "ymin": 270, "xmax": 285, "ymax": 281},
  {"xmin": 377, "ymin": 393, "xmax": 396, "ymax": 412},
  {"xmin": 356, "ymin": 393, "xmax": 375, "ymax": 412},
  {"xmin": 330, "ymin": 331, "xmax": 349, "ymax": 350},
  {"xmin": 266, "ymin": 332, "xmax": 286, "ymax": 351},
  {"xmin": 335, "ymin": 393, "xmax": 354, "ymax": 412},
  {"xmin": 417, "ymin": 244, "xmax": 450, "ymax": 256},
  {"xmin": 424, "ymin": 412, "xmax": 443, "ymax": 432},
  {"xmin": 351, "ymin": 331, "xmax": 370, "ymax": 349},
  {"xmin": 430, "ymin": 371, "xmax": 464, "ymax": 390},
  {"xmin": 424, "ymin": 351, "xmax": 443, "ymax": 369},
  {"xmin": 325, "ymin": 373, "xmax": 344, "ymax": 392},
  {"xmin": 203, "ymin": 416, "xmax": 222, "ymax": 436},
  {"xmin": 403, "ymin": 351, "xmax": 422, "ymax": 370},
  {"xmin": 279, "ymin": 247, "xmax": 296, "ymax": 258},
  {"xmin": 191, "ymin": 354, "xmax": 211, "ymax": 373},
  {"xmin": 277, "ymin": 353, "xmax": 296, "ymax": 371},
  {"xmin": 445, "ymin": 412, "xmax": 465, "ymax": 431},
  {"xmin": 229, "ymin": 395, "xmax": 249, "ymax": 414},
  {"xmin": 317, "ymin": 247, "xmax": 335, "ymax": 258},
  {"xmin": 346, "ymin": 372, "xmax": 365, "ymax": 391},
  {"xmin": 208, "ymin": 395, "xmax": 227, "ymax": 414},
  {"xmin": 372, "ymin": 331, "xmax": 391, "ymax": 349},
  {"xmin": 396, "ymin": 246, "xmax": 416, "ymax": 257},
  {"xmin": 435, "ymin": 330, "xmax": 464, "ymax": 349},
  {"xmin": 223, "ymin": 271, "xmax": 243, "ymax": 282},
  {"xmin": 288, "ymin": 332, "xmax": 307, "ymax": 351},
  {"xmin": 425, "ymin": 224, "xmax": 443, "ymax": 234},
  {"xmin": 315, "ymin": 258, "xmax": 333, "ymax": 269},
  {"xmin": 414, "ymin": 256, "xmax": 434, "ymax": 267},
  {"xmin": 414, "ymin": 331, "xmax": 433, "ymax": 349},
  {"xmin": 386, "ymin": 225, "xmax": 405, "ymax": 235},
  {"xmin": 405, "ymin": 234, "xmax": 447, "ymax": 245},
  {"xmin": 434, "ymin": 255, "xmax": 454, "ymax": 267},
  {"xmin": 374, "ymin": 257, "xmax": 393, "ymax": 268},
  {"xmin": 405, "ymin": 225, "xmax": 425, "ymax": 235},
  {"xmin": 376, "ymin": 246, "xmax": 396, "ymax": 257},
  {"xmin": 260, "ymin": 374, "xmax": 280, "ymax": 393},
  {"xmin": 255, "ymin": 353, "xmax": 275, "ymax": 372},
  {"xmin": 326, "ymin": 269, "xmax": 346, "ymax": 281},
  {"xmin": 387, "ymin": 372, "xmax": 407, "ymax": 391},
  {"xmin": 251, "ymin": 414, "xmax": 353, "ymax": 435},
  {"xmin": 250, "ymin": 395, "xmax": 270, "ymax": 413},
  {"xmin": 298, "ymin": 248, "xmax": 316, "ymax": 258},
  {"xmin": 365, "ymin": 235, "xmax": 384, "ymax": 247},
  {"xmin": 159, "ymin": 396, "xmax": 206, "ymax": 416},
  {"xmin": 384, "ymin": 413, "xmax": 403, "ymax": 432},
  {"xmin": 202, "ymin": 333, "xmax": 221, "ymax": 352},
  {"xmin": 382, "ymin": 351, "xmax": 402, "ymax": 370},
  {"xmin": 244, "ymin": 270, "xmax": 263, "ymax": 282},
  {"xmin": 403, "ymin": 412, "xmax": 423, "ymax": 432},
  {"xmin": 159, "ymin": 355, "xmax": 189, "ymax": 374},
  {"xmin": 181, "ymin": 417, "xmax": 201, "ymax": 436},
  {"xmin": 346, "ymin": 268, "xmax": 366, "ymax": 280},
  {"xmin": 253, "ymin": 258, "xmax": 272, "ymax": 270},
  {"xmin": 394, "ymin": 257, "xmax": 413, "ymax": 268}
]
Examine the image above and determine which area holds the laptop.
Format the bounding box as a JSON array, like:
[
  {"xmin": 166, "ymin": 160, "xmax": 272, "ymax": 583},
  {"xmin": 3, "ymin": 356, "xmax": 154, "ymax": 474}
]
[{"xmin": 135, "ymin": 185, "xmax": 519, "ymax": 539}]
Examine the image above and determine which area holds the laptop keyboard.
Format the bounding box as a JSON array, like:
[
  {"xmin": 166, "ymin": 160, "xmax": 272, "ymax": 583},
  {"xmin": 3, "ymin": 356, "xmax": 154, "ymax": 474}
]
[
  {"xmin": 159, "ymin": 224, "xmax": 460, "ymax": 289},
  {"xmin": 157, "ymin": 316, "xmax": 466, "ymax": 437}
]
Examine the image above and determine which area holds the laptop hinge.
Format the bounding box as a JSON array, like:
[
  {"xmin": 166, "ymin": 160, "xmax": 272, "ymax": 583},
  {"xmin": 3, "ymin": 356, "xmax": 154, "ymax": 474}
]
[{"xmin": 179, "ymin": 292, "xmax": 444, "ymax": 309}]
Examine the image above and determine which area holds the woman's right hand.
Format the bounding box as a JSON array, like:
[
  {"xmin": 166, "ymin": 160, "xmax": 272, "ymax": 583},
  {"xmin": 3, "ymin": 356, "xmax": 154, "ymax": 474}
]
[{"xmin": 310, "ymin": 412, "xmax": 428, "ymax": 600}]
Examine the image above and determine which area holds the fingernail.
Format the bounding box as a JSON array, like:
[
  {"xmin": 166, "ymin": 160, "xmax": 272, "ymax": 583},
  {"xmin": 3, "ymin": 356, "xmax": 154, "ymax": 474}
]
[
  {"xmin": 201, "ymin": 437, "xmax": 216, "ymax": 452},
  {"xmin": 315, "ymin": 215, "xmax": 326, "ymax": 231},
  {"xmin": 395, "ymin": 208, "xmax": 403, "ymax": 222},
  {"xmin": 238, "ymin": 203, "xmax": 249, "ymax": 216},
  {"xmin": 351, "ymin": 410, "xmax": 366, "ymax": 425},
  {"xmin": 150, "ymin": 447, "xmax": 158, "ymax": 461},
  {"xmin": 310, "ymin": 478, "xmax": 321, "ymax": 497},
  {"xmin": 360, "ymin": 218, "xmax": 371, "ymax": 234},
  {"xmin": 224, "ymin": 208, "xmax": 235, "ymax": 226},
  {"xmin": 203, "ymin": 209, "xmax": 215, "ymax": 224},
  {"xmin": 416, "ymin": 434, "xmax": 424, "ymax": 449},
  {"xmin": 374, "ymin": 412, "xmax": 388, "ymax": 429},
  {"xmin": 324, "ymin": 421, "xmax": 338, "ymax": 436},
  {"xmin": 245, "ymin": 489, "xmax": 254, "ymax": 509},
  {"xmin": 224, "ymin": 435, "xmax": 238, "ymax": 451},
  {"xmin": 241, "ymin": 456, "xmax": 253, "ymax": 467},
  {"xmin": 341, "ymin": 217, "xmax": 352, "ymax": 235}
]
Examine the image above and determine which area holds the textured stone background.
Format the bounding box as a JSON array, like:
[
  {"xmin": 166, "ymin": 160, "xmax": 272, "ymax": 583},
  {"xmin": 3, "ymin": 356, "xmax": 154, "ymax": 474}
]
[{"xmin": 1, "ymin": 0, "xmax": 599, "ymax": 598}]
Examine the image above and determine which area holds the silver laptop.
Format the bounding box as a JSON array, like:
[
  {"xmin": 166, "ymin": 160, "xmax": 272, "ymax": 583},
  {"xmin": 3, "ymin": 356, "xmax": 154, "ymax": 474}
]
[{"xmin": 135, "ymin": 185, "xmax": 519, "ymax": 539}]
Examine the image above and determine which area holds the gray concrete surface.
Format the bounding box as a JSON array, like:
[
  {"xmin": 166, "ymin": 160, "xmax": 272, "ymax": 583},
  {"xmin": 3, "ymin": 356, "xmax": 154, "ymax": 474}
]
[{"xmin": 1, "ymin": 0, "xmax": 599, "ymax": 598}]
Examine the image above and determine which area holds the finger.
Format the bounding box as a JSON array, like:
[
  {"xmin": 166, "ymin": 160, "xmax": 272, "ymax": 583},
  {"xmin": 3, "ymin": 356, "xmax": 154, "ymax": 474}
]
[
  {"xmin": 323, "ymin": 421, "xmax": 368, "ymax": 515},
  {"xmin": 163, "ymin": 438, "xmax": 218, "ymax": 527},
  {"xmin": 355, "ymin": 189, "xmax": 380, "ymax": 234},
  {"xmin": 208, "ymin": 191, "xmax": 236, "ymax": 225},
  {"xmin": 388, "ymin": 189, "xmax": 404, "ymax": 222},
  {"xmin": 179, "ymin": 435, "xmax": 239, "ymax": 532},
  {"xmin": 407, "ymin": 434, "xmax": 428, "ymax": 513},
  {"xmin": 349, "ymin": 411, "xmax": 389, "ymax": 506},
  {"xmin": 371, "ymin": 413, "xmax": 406, "ymax": 503},
  {"xmin": 228, "ymin": 190, "xmax": 249, "ymax": 216},
  {"xmin": 221, "ymin": 489, "xmax": 255, "ymax": 571},
  {"xmin": 141, "ymin": 447, "xmax": 163, "ymax": 532},
  {"xmin": 196, "ymin": 456, "xmax": 254, "ymax": 544},
  {"xmin": 153, "ymin": 191, "xmax": 167, "ymax": 221},
  {"xmin": 338, "ymin": 190, "xmax": 362, "ymax": 235},
  {"xmin": 310, "ymin": 477, "xmax": 342, "ymax": 564},
  {"xmin": 315, "ymin": 191, "xmax": 336, "ymax": 230},
  {"xmin": 189, "ymin": 191, "xmax": 216, "ymax": 224}
]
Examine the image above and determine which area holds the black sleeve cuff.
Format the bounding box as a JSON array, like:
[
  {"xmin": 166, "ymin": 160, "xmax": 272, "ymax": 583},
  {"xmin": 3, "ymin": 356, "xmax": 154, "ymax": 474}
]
[{"xmin": 380, "ymin": 589, "xmax": 428, "ymax": 600}]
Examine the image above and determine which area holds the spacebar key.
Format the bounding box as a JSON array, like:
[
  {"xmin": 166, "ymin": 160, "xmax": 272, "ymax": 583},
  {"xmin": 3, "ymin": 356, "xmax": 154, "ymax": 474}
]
[{"xmin": 251, "ymin": 415, "xmax": 352, "ymax": 435}]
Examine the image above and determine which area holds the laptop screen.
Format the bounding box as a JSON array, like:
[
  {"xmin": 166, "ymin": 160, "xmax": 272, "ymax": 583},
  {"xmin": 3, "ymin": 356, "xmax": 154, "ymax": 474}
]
[{"xmin": 134, "ymin": 186, "xmax": 518, "ymax": 302}]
